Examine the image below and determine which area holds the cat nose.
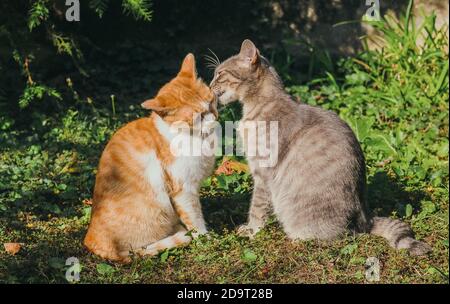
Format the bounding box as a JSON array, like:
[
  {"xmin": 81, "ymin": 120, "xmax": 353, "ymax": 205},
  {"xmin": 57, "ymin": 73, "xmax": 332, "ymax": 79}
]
[{"xmin": 210, "ymin": 84, "xmax": 220, "ymax": 96}]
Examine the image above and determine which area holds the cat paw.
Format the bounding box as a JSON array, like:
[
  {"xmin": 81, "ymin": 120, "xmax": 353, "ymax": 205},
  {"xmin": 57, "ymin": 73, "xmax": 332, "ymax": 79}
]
[
  {"xmin": 190, "ymin": 228, "xmax": 208, "ymax": 239},
  {"xmin": 135, "ymin": 246, "xmax": 158, "ymax": 257},
  {"xmin": 236, "ymin": 225, "xmax": 259, "ymax": 238}
]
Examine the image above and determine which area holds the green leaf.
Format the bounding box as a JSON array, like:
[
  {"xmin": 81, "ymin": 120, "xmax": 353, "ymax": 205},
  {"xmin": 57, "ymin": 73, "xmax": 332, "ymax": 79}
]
[
  {"xmin": 216, "ymin": 175, "xmax": 228, "ymax": 190},
  {"xmin": 194, "ymin": 254, "xmax": 207, "ymax": 262},
  {"xmin": 28, "ymin": 0, "xmax": 50, "ymax": 31},
  {"xmin": 90, "ymin": 0, "xmax": 110, "ymax": 18},
  {"xmin": 57, "ymin": 183, "xmax": 67, "ymax": 191},
  {"xmin": 81, "ymin": 207, "xmax": 92, "ymax": 224},
  {"xmin": 241, "ymin": 249, "xmax": 257, "ymax": 263},
  {"xmin": 340, "ymin": 243, "xmax": 358, "ymax": 255},
  {"xmin": 122, "ymin": 0, "xmax": 153, "ymax": 21},
  {"xmin": 346, "ymin": 117, "xmax": 374, "ymax": 142},
  {"xmin": 160, "ymin": 249, "xmax": 169, "ymax": 263},
  {"xmin": 420, "ymin": 201, "xmax": 436, "ymax": 216},
  {"xmin": 201, "ymin": 177, "xmax": 212, "ymax": 188},
  {"xmin": 96, "ymin": 263, "xmax": 115, "ymax": 275},
  {"xmin": 437, "ymin": 139, "xmax": 449, "ymax": 158},
  {"xmin": 366, "ymin": 132, "xmax": 397, "ymax": 156},
  {"xmin": 405, "ymin": 204, "xmax": 413, "ymax": 218}
]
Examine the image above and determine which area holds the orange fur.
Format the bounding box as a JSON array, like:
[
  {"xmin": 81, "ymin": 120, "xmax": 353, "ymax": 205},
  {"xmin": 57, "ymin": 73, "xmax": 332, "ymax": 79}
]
[{"xmin": 84, "ymin": 54, "xmax": 216, "ymax": 263}]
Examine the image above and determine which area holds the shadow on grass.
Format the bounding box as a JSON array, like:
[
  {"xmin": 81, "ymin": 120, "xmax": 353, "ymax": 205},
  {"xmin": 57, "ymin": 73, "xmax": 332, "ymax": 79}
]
[
  {"xmin": 0, "ymin": 227, "xmax": 88, "ymax": 283},
  {"xmin": 367, "ymin": 171, "xmax": 431, "ymax": 217},
  {"xmin": 0, "ymin": 136, "xmax": 106, "ymax": 222},
  {"xmin": 201, "ymin": 193, "xmax": 251, "ymax": 233},
  {"xmin": 201, "ymin": 170, "xmax": 433, "ymax": 234},
  {"xmin": 0, "ymin": 166, "xmax": 432, "ymax": 283}
]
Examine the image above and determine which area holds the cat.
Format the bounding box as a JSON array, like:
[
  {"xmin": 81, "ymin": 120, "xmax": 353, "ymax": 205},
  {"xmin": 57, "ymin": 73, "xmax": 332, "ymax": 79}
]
[
  {"xmin": 84, "ymin": 54, "xmax": 218, "ymax": 263},
  {"xmin": 210, "ymin": 39, "xmax": 431, "ymax": 255}
]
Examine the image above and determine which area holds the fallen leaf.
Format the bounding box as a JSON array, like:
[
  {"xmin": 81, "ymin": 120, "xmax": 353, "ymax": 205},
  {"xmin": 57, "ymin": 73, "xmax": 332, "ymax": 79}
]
[
  {"xmin": 215, "ymin": 157, "xmax": 249, "ymax": 176},
  {"xmin": 4, "ymin": 243, "xmax": 22, "ymax": 255},
  {"xmin": 376, "ymin": 157, "xmax": 393, "ymax": 167},
  {"xmin": 83, "ymin": 198, "xmax": 93, "ymax": 206}
]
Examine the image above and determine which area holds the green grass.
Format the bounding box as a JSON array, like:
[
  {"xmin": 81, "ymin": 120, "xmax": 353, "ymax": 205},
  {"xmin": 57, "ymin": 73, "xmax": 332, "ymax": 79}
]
[{"xmin": 0, "ymin": 7, "xmax": 448, "ymax": 283}]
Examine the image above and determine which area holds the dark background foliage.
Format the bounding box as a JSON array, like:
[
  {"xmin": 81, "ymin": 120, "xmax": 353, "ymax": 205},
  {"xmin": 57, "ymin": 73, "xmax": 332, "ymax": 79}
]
[
  {"xmin": 0, "ymin": 0, "xmax": 448, "ymax": 283},
  {"xmin": 0, "ymin": 0, "xmax": 414, "ymax": 124}
]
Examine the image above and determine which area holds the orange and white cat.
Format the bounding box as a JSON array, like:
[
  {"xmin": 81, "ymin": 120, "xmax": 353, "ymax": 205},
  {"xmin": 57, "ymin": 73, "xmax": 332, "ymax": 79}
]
[{"xmin": 84, "ymin": 54, "xmax": 218, "ymax": 263}]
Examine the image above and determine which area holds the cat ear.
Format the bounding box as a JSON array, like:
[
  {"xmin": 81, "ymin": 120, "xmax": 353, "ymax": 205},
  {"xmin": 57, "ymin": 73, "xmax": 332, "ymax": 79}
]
[
  {"xmin": 239, "ymin": 39, "xmax": 260, "ymax": 65},
  {"xmin": 178, "ymin": 53, "xmax": 197, "ymax": 80},
  {"xmin": 141, "ymin": 98, "xmax": 170, "ymax": 113}
]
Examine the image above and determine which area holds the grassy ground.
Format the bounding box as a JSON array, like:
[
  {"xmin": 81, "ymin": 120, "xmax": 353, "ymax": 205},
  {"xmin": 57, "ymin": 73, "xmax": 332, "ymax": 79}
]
[{"xmin": 0, "ymin": 10, "xmax": 448, "ymax": 283}]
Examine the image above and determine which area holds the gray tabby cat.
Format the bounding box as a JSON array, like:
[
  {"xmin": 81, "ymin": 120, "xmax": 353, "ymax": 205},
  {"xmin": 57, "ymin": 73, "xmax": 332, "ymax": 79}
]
[{"xmin": 210, "ymin": 39, "xmax": 431, "ymax": 255}]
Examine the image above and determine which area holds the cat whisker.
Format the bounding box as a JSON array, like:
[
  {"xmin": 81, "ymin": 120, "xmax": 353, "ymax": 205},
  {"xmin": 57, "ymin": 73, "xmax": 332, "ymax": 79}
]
[
  {"xmin": 204, "ymin": 54, "xmax": 218, "ymax": 66},
  {"xmin": 207, "ymin": 48, "xmax": 221, "ymax": 66},
  {"xmin": 204, "ymin": 49, "xmax": 221, "ymax": 71},
  {"xmin": 204, "ymin": 57, "xmax": 214, "ymax": 65},
  {"xmin": 205, "ymin": 63, "xmax": 217, "ymax": 70},
  {"xmin": 204, "ymin": 55, "xmax": 219, "ymax": 70}
]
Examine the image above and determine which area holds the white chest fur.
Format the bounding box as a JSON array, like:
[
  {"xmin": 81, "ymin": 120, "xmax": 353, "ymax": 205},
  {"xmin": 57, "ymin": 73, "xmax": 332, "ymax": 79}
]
[{"xmin": 154, "ymin": 113, "xmax": 216, "ymax": 194}]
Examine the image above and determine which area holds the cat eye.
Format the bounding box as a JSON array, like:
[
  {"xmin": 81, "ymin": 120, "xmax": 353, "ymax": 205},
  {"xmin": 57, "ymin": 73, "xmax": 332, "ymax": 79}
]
[
  {"xmin": 216, "ymin": 70, "xmax": 227, "ymax": 77},
  {"xmin": 215, "ymin": 70, "xmax": 228, "ymax": 83}
]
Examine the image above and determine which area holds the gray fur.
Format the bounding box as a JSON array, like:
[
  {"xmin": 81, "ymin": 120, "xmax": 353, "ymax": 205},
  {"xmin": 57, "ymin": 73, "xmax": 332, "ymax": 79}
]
[{"xmin": 210, "ymin": 39, "xmax": 431, "ymax": 256}]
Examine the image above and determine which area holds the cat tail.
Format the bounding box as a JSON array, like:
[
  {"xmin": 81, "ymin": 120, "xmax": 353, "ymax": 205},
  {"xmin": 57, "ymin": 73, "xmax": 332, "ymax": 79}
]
[
  {"xmin": 136, "ymin": 229, "xmax": 192, "ymax": 257},
  {"xmin": 369, "ymin": 216, "xmax": 431, "ymax": 256}
]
